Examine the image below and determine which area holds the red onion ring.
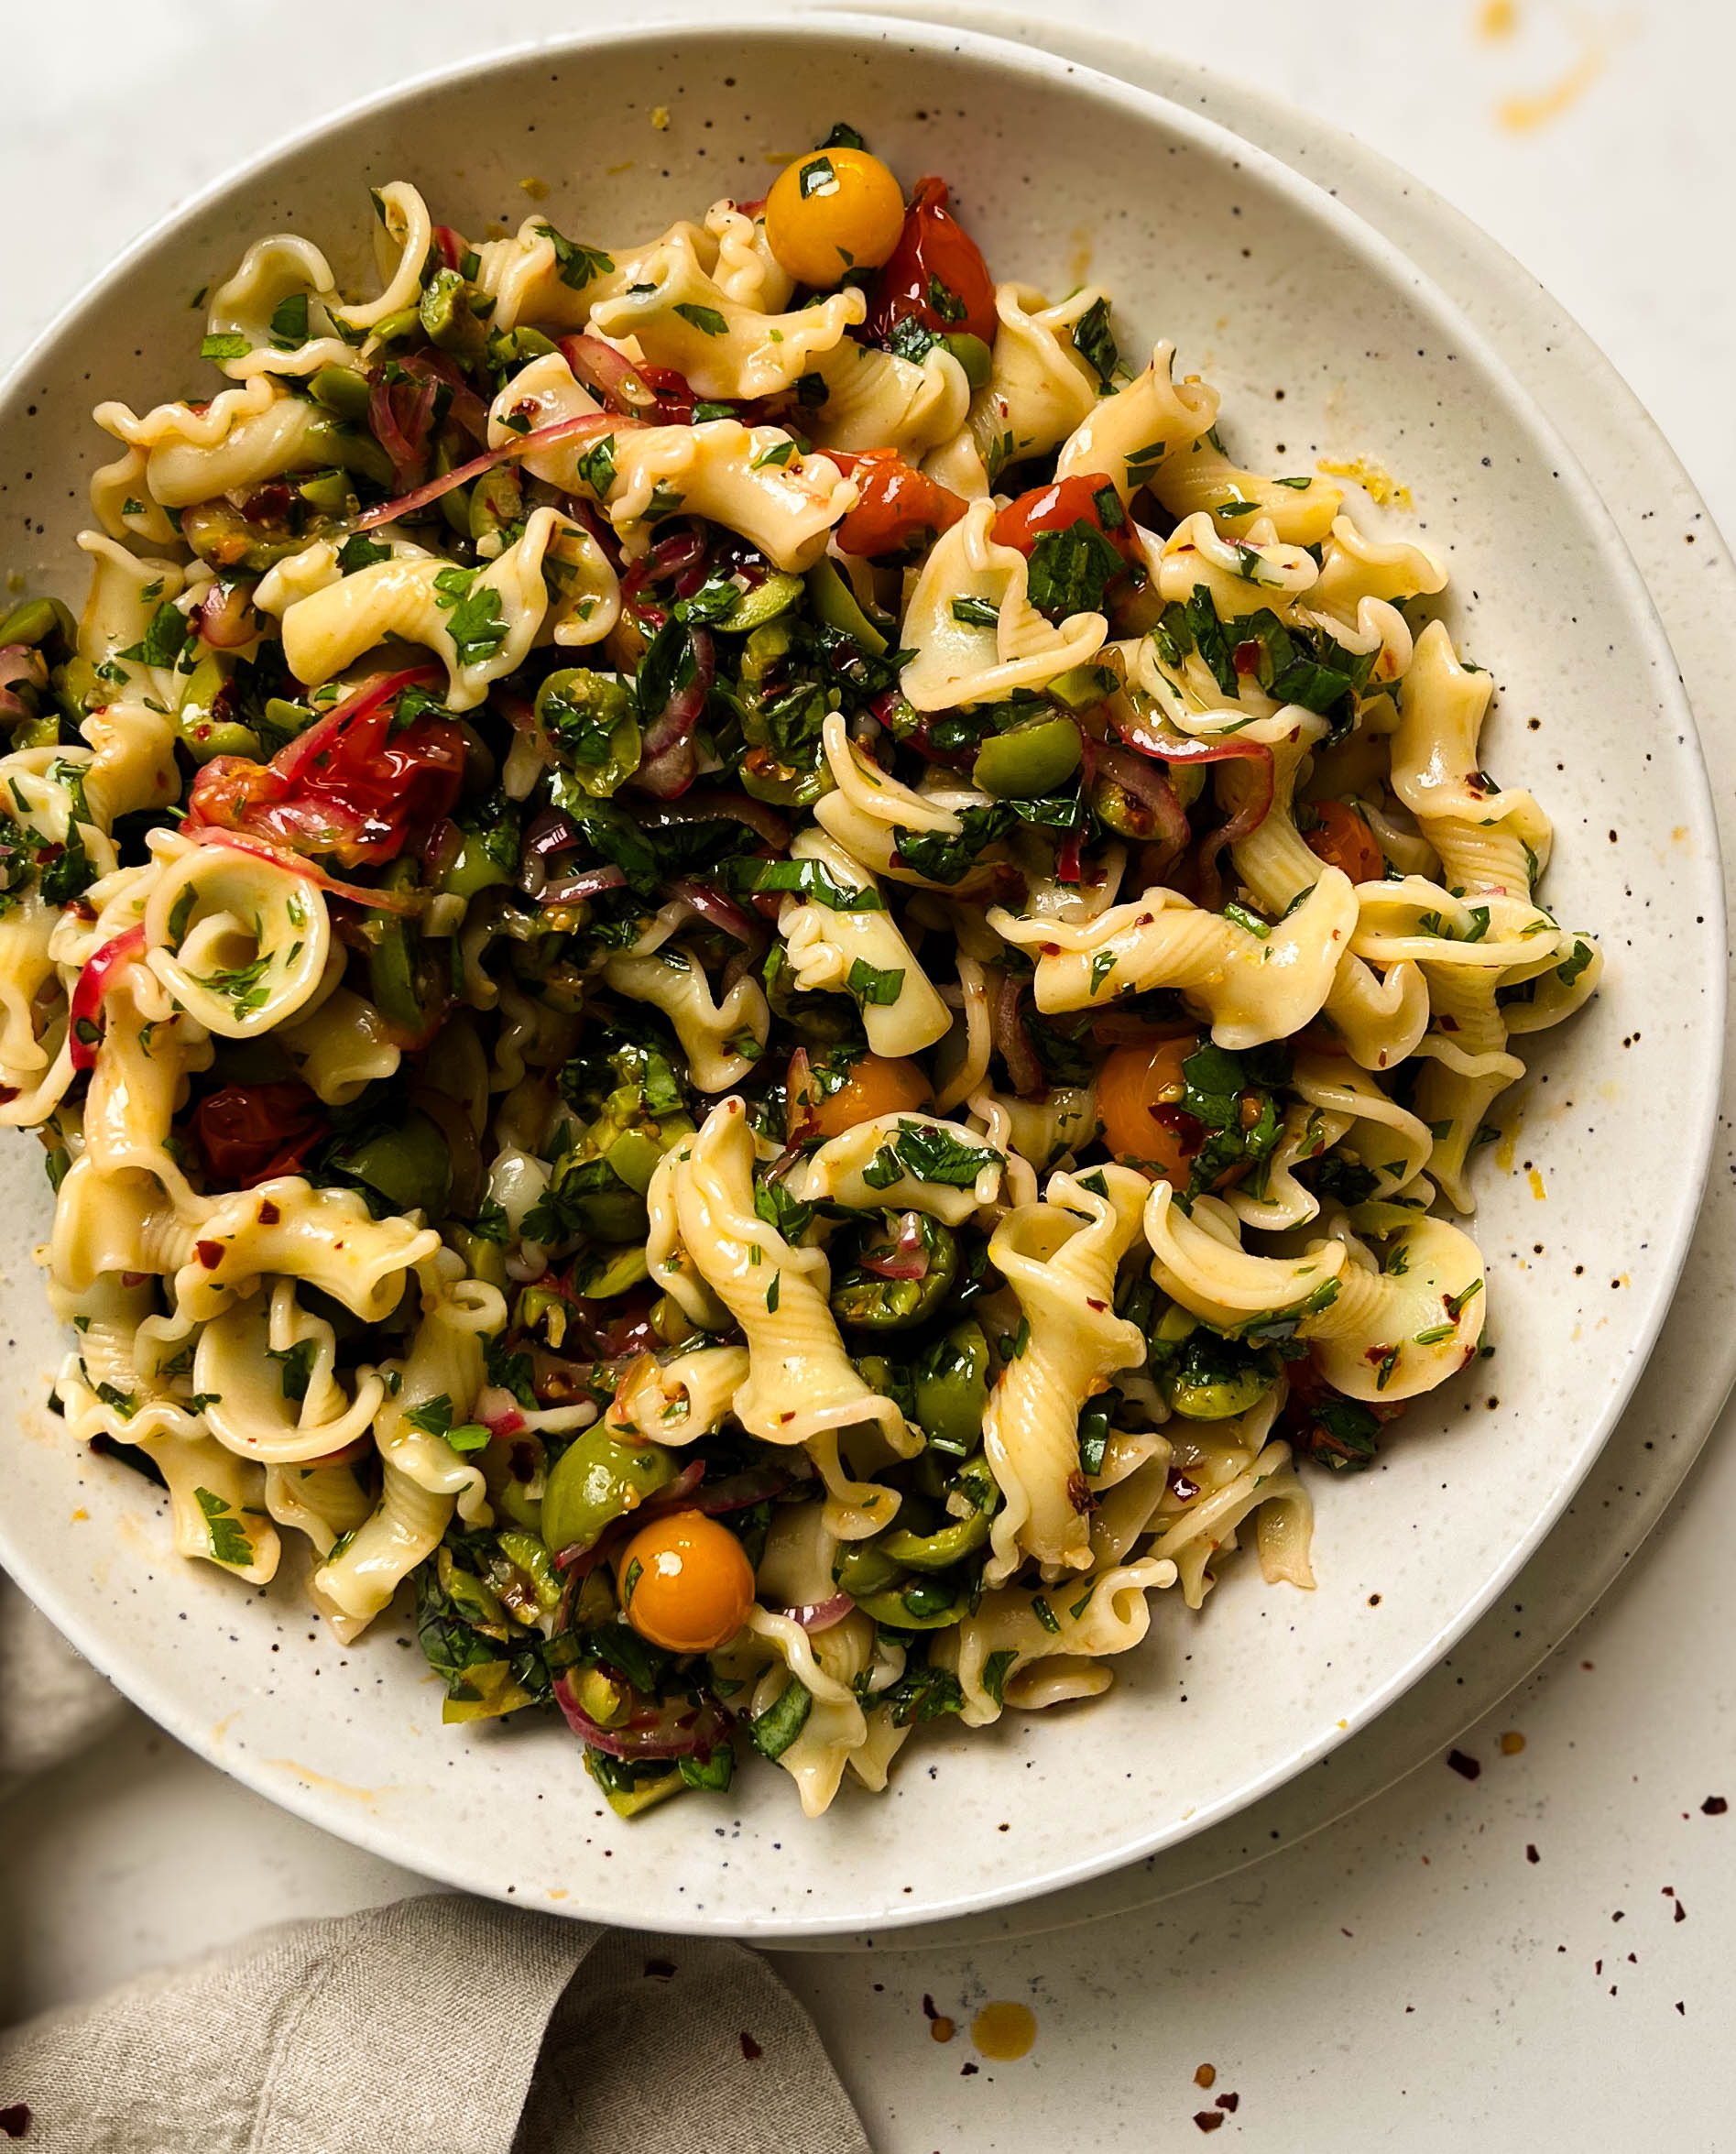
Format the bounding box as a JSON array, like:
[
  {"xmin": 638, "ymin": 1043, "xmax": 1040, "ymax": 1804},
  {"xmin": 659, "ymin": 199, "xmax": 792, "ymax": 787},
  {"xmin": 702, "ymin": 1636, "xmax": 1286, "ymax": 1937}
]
[
  {"xmin": 620, "ymin": 525, "xmax": 707, "ymax": 606},
  {"xmin": 0, "ymin": 643, "xmax": 46, "ymax": 720},
  {"xmin": 353, "ymin": 410, "xmax": 628, "ymax": 532},
  {"xmin": 857, "ymin": 1211, "xmax": 932, "ymax": 1282},
  {"xmin": 990, "ymin": 969, "xmax": 1044, "ymax": 1099},
  {"xmin": 1093, "ymin": 738, "xmax": 1190, "ymax": 857},
  {"xmin": 398, "ymin": 349, "xmax": 492, "ymax": 445},
  {"xmin": 642, "ymin": 791, "xmax": 790, "ymax": 848},
  {"xmin": 552, "ymin": 1670, "xmax": 727, "ymax": 1760},
  {"xmin": 665, "ymin": 878, "xmax": 756, "ymax": 943},
  {"xmin": 559, "ymin": 333, "xmax": 657, "ymax": 415},
  {"xmin": 1114, "ymin": 712, "xmax": 1274, "ymax": 907},
  {"xmin": 777, "ymin": 1593, "xmax": 853, "ymax": 1634},
  {"xmin": 540, "ymin": 863, "xmax": 628, "ymax": 906},
  {"xmin": 180, "ymin": 825, "xmax": 427, "ymax": 914},
  {"xmin": 519, "ymin": 806, "xmax": 581, "ymax": 896},
  {"xmin": 431, "ymin": 224, "xmax": 466, "ymax": 273},
  {"xmin": 68, "ymin": 925, "xmax": 145, "ymax": 1073},
  {"xmin": 636, "ymin": 625, "xmax": 715, "ymax": 799}
]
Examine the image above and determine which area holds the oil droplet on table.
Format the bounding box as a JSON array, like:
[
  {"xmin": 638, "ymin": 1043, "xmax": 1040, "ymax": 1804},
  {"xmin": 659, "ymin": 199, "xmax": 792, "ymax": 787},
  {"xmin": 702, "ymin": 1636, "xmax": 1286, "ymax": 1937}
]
[
  {"xmin": 971, "ymin": 2001, "xmax": 1036, "ymax": 2061},
  {"xmin": 1475, "ymin": 0, "xmax": 1518, "ymax": 38}
]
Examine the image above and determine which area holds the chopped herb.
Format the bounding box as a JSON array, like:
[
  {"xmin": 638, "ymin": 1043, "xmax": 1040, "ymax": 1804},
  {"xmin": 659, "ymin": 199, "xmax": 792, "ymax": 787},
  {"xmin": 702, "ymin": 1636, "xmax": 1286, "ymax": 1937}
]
[
  {"xmin": 199, "ymin": 333, "xmax": 251, "ymax": 362},
  {"xmin": 951, "ymin": 596, "xmax": 1001, "ymax": 628},
  {"xmin": 980, "ymin": 1646, "xmax": 1018, "ymax": 1707},
  {"xmin": 750, "ymin": 1677, "xmax": 811, "ymax": 1758},
  {"xmin": 846, "ymin": 957, "xmax": 904, "ymax": 1007},
  {"xmin": 1089, "ymin": 946, "xmax": 1118, "ymax": 997},
  {"xmin": 118, "ymin": 600, "xmax": 195, "ymax": 672},
  {"xmin": 1444, "ymin": 1276, "xmax": 1483, "ymax": 1322},
  {"xmin": 673, "ymin": 301, "xmax": 728, "ymax": 336},
  {"xmin": 891, "ymin": 1122, "xmax": 1000, "ymax": 1187},
  {"xmin": 337, "ymin": 532, "xmax": 390, "ymax": 574},
  {"xmin": 1072, "ymin": 296, "xmax": 1118, "ymax": 388},
  {"xmin": 536, "ymin": 224, "xmax": 616, "ymax": 290},
  {"xmin": 267, "ymin": 292, "xmax": 311, "ymax": 348},
  {"xmin": 195, "ymin": 1486, "xmax": 253, "ymax": 1567},
  {"xmin": 266, "ymin": 1339, "xmax": 318, "ymax": 1405},
  {"xmin": 574, "ymin": 435, "xmax": 617, "ymax": 499},
  {"xmin": 1024, "ymin": 520, "xmax": 1125, "ymax": 617}
]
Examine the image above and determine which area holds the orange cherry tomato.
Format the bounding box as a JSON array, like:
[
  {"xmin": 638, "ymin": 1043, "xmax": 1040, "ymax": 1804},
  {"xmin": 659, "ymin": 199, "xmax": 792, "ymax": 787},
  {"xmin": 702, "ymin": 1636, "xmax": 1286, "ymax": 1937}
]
[
  {"xmin": 765, "ymin": 146, "xmax": 908, "ymax": 288},
  {"xmin": 809, "ymin": 1053, "xmax": 933, "ymax": 1139},
  {"xmin": 1096, "ymin": 1033, "xmax": 1202, "ymax": 1182},
  {"xmin": 991, "ymin": 472, "xmax": 1140, "ymax": 563},
  {"xmin": 618, "ymin": 1509, "xmax": 756, "ymax": 1654},
  {"xmin": 830, "ymin": 448, "xmax": 967, "ymax": 557},
  {"xmin": 1304, "ymin": 800, "xmax": 1384, "ymax": 885},
  {"xmin": 862, "ymin": 175, "xmax": 999, "ymax": 348},
  {"xmin": 192, "ymin": 1080, "xmax": 329, "ymax": 1187}
]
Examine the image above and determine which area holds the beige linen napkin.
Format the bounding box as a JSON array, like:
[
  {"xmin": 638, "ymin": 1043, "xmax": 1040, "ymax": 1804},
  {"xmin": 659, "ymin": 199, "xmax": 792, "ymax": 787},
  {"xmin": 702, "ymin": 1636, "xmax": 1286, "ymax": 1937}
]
[{"xmin": 0, "ymin": 1582, "xmax": 871, "ymax": 2154}]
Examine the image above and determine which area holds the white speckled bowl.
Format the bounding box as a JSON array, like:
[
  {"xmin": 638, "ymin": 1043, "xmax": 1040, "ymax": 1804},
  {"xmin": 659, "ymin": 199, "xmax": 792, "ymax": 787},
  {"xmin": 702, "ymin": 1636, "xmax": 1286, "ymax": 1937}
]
[{"xmin": 0, "ymin": 13, "xmax": 1720, "ymax": 1939}]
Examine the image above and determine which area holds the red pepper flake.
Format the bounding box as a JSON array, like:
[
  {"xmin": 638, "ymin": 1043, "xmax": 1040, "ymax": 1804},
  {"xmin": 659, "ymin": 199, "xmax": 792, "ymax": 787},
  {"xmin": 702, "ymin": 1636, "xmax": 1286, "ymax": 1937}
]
[
  {"xmin": 960, "ymin": 2061, "xmax": 979, "ymax": 2077},
  {"xmin": 1216, "ymin": 2092, "xmax": 1240, "ymax": 2113},
  {"xmin": 0, "ymin": 2106, "xmax": 29, "ymax": 2139},
  {"xmin": 1675, "ymin": 1900, "xmax": 1687, "ymax": 1923},
  {"xmin": 643, "ymin": 1957, "xmax": 675, "ymax": 1979},
  {"xmin": 1611, "ymin": 1910, "xmax": 1625, "ymax": 1922},
  {"xmin": 0, "ymin": 1087, "xmax": 16, "ymax": 1106},
  {"xmin": 1194, "ymin": 2115, "xmax": 1225, "ymax": 2135},
  {"xmin": 1232, "ymin": 640, "xmax": 1261, "ymax": 675},
  {"xmin": 1086, "ymin": 1297, "xmax": 1108, "ymax": 1312},
  {"xmin": 1526, "ymin": 1843, "xmax": 1540, "ymax": 1864},
  {"xmin": 1676, "ymin": 2002, "xmax": 1687, "ymax": 2016},
  {"xmin": 738, "ymin": 2032, "xmax": 762, "ymax": 2061},
  {"xmin": 194, "ymin": 1239, "xmax": 224, "ymax": 1269},
  {"xmin": 1702, "ymin": 1795, "xmax": 1728, "ymax": 1815},
  {"xmin": 257, "ymin": 1199, "xmax": 280, "ymax": 1226},
  {"xmin": 1447, "ymin": 1748, "xmax": 1481, "ymax": 1781}
]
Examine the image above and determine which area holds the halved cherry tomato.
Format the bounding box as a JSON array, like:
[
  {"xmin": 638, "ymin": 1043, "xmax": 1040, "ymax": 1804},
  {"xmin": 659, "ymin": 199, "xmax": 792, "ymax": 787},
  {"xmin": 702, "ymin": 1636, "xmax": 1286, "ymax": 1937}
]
[
  {"xmin": 830, "ymin": 449, "xmax": 967, "ymax": 557},
  {"xmin": 991, "ymin": 473, "xmax": 1140, "ymax": 563},
  {"xmin": 192, "ymin": 1081, "xmax": 329, "ymax": 1187},
  {"xmin": 619, "ymin": 1508, "xmax": 756, "ymax": 1653},
  {"xmin": 862, "ymin": 176, "xmax": 998, "ymax": 349},
  {"xmin": 809, "ymin": 1053, "xmax": 933, "ymax": 1139},
  {"xmin": 766, "ymin": 146, "xmax": 908, "ymax": 289},
  {"xmin": 189, "ymin": 668, "xmax": 465, "ymax": 870},
  {"xmin": 1304, "ymin": 800, "xmax": 1384, "ymax": 885},
  {"xmin": 1097, "ymin": 1033, "xmax": 1202, "ymax": 1183}
]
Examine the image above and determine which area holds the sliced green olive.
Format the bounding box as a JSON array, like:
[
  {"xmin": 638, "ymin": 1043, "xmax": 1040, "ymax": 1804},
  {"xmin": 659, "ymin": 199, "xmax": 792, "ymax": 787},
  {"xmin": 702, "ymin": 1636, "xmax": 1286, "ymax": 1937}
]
[
  {"xmin": 301, "ymin": 412, "xmax": 396, "ymax": 490},
  {"xmin": 830, "ymin": 1218, "xmax": 958, "ymax": 1333},
  {"xmin": 420, "ymin": 267, "xmax": 490, "ymax": 362},
  {"xmin": 332, "ymin": 1110, "xmax": 452, "ymax": 1219},
  {"xmin": 470, "ymin": 462, "xmax": 524, "ymax": 545},
  {"xmin": 442, "ymin": 1221, "xmax": 508, "ymax": 1293},
  {"xmin": 912, "ymin": 1320, "xmax": 989, "ymax": 1456},
  {"xmin": 1159, "ymin": 1322, "xmax": 1277, "ymax": 1421},
  {"xmin": 972, "ymin": 716, "xmax": 1083, "ymax": 800},
  {"xmin": 535, "ymin": 667, "xmax": 640, "ymax": 798},
  {"xmin": 876, "ymin": 1503, "xmax": 991, "ymax": 1572},
  {"xmin": 570, "ymin": 1242, "xmax": 650, "ymax": 1298},
  {"xmin": 804, "ymin": 556, "xmax": 889, "ymax": 655},
  {"xmin": 438, "ymin": 830, "xmax": 513, "ymax": 901},
  {"xmin": 940, "ymin": 331, "xmax": 993, "ymax": 389},
  {"xmin": 1045, "ymin": 661, "xmax": 1120, "ymax": 713},
  {"xmin": 710, "ymin": 568, "xmax": 802, "ymax": 633},
  {"xmin": 309, "ymin": 365, "xmax": 372, "ymax": 421},
  {"xmin": 540, "ymin": 1425, "xmax": 678, "ymax": 1558},
  {"xmin": 0, "ymin": 596, "xmax": 77, "ymax": 656},
  {"xmin": 848, "ymin": 1577, "xmax": 966, "ymax": 1629}
]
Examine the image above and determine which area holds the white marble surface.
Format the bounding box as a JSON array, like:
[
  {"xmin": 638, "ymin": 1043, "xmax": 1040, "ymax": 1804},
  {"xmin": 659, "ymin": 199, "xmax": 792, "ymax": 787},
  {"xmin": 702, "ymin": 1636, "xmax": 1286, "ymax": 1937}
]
[{"xmin": 4, "ymin": 1, "xmax": 1735, "ymax": 2145}]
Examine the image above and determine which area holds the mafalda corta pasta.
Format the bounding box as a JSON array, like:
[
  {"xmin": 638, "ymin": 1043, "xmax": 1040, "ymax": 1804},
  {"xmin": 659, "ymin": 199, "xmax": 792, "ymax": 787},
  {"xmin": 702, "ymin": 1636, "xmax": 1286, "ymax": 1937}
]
[{"xmin": 7, "ymin": 122, "xmax": 1598, "ymax": 1819}]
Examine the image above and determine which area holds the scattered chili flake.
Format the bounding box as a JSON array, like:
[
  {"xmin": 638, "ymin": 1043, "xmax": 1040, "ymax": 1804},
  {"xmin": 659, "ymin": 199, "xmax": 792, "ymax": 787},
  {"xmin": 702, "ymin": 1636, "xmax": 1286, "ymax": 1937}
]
[
  {"xmin": 1525, "ymin": 1844, "xmax": 1540, "ymax": 1864},
  {"xmin": 738, "ymin": 2032, "xmax": 762, "ymax": 2061},
  {"xmin": 1194, "ymin": 2115, "xmax": 1225, "ymax": 2135},
  {"xmin": 194, "ymin": 1239, "xmax": 224, "ymax": 1269},
  {"xmin": 960, "ymin": 2061, "xmax": 979, "ymax": 2077},
  {"xmin": 1194, "ymin": 2064, "xmax": 1217, "ymax": 2090},
  {"xmin": 1447, "ymin": 1748, "xmax": 1481, "ymax": 1781},
  {"xmin": 257, "ymin": 1199, "xmax": 280, "ymax": 1226},
  {"xmin": 1676, "ymin": 1900, "xmax": 1687, "ymax": 1924},
  {"xmin": 0, "ymin": 2106, "xmax": 28, "ymax": 2139},
  {"xmin": 1702, "ymin": 1795, "xmax": 1728, "ymax": 1815},
  {"xmin": 1216, "ymin": 2092, "xmax": 1240, "ymax": 2113},
  {"xmin": 643, "ymin": 1957, "xmax": 676, "ymax": 1979}
]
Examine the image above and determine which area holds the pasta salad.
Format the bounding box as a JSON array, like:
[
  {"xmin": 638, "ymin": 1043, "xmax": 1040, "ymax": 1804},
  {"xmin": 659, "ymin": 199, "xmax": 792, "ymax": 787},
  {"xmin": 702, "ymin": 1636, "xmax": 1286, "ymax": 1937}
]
[{"xmin": 6, "ymin": 125, "xmax": 1600, "ymax": 1819}]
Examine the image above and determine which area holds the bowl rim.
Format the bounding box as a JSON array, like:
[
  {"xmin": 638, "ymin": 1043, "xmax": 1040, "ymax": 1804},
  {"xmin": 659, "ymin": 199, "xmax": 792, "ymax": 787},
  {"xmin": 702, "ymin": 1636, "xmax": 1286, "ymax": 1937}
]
[{"xmin": 0, "ymin": 5, "xmax": 1722, "ymax": 1936}]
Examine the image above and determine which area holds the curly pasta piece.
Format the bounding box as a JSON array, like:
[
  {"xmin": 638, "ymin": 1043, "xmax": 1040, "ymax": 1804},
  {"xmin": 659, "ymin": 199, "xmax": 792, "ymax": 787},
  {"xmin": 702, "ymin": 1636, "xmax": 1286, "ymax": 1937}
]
[
  {"xmin": 142, "ymin": 834, "xmax": 332, "ymax": 1038},
  {"xmin": 936, "ymin": 1555, "xmax": 1175, "ymax": 1726},
  {"xmin": 668, "ymin": 1098, "xmax": 911, "ymax": 1459},
  {"xmin": 602, "ymin": 948, "xmax": 769, "ymax": 1091},
  {"xmin": 1151, "ymin": 436, "xmax": 1343, "ymax": 546},
  {"xmin": 204, "ymin": 232, "xmax": 353, "ymax": 382},
  {"xmin": 1055, "ymin": 341, "xmax": 1218, "ymax": 504},
  {"xmin": 793, "ymin": 1112, "xmax": 1003, "ymax": 1222},
  {"xmin": 990, "ymin": 873, "xmax": 1356, "ymax": 1050},
  {"xmin": 982, "ymin": 1164, "xmax": 1149, "ymax": 1584},
  {"xmin": 196, "ymin": 1280, "xmax": 387, "ymax": 1466},
  {"xmin": 603, "ymin": 1345, "xmax": 752, "ymax": 1444},
  {"xmin": 900, "ymin": 497, "xmax": 1108, "ymax": 712},
  {"xmin": 776, "ymin": 829, "xmax": 950, "ymax": 1057}
]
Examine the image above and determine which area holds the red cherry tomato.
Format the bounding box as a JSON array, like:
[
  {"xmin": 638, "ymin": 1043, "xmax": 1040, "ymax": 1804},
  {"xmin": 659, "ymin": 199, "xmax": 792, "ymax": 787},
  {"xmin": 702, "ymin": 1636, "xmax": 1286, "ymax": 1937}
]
[
  {"xmin": 1304, "ymin": 800, "xmax": 1384, "ymax": 885},
  {"xmin": 192, "ymin": 1081, "xmax": 329, "ymax": 1187},
  {"xmin": 862, "ymin": 176, "xmax": 998, "ymax": 349},
  {"xmin": 991, "ymin": 473, "xmax": 1140, "ymax": 563},
  {"xmin": 188, "ymin": 668, "xmax": 465, "ymax": 870},
  {"xmin": 830, "ymin": 448, "xmax": 967, "ymax": 557}
]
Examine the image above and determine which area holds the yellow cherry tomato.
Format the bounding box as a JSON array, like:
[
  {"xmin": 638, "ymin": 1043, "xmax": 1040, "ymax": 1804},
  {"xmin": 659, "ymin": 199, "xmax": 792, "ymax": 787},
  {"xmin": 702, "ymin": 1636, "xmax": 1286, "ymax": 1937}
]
[
  {"xmin": 765, "ymin": 146, "xmax": 907, "ymax": 289},
  {"xmin": 809, "ymin": 1053, "xmax": 932, "ymax": 1139},
  {"xmin": 619, "ymin": 1508, "xmax": 755, "ymax": 1654}
]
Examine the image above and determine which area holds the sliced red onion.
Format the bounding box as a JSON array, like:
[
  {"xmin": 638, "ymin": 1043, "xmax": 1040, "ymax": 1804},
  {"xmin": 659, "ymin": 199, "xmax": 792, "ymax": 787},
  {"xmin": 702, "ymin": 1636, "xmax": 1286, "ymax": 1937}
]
[
  {"xmin": 0, "ymin": 643, "xmax": 46, "ymax": 721},
  {"xmin": 519, "ymin": 806, "xmax": 580, "ymax": 895},
  {"xmin": 431, "ymin": 224, "xmax": 466, "ymax": 273},
  {"xmin": 540, "ymin": 863, "xmax": 628, "ymax": 906},
  {"xmin": 68, "ymin": 925, "xmax": 145, "ymax": 1073},
  {"xmin": 991, "ymin": 969, "xmax": 1044, "ymax": 1099},
  {"xmin": 399, "ymin": 349, "xmax": 492, "ymax": 444},
  {"xmin": 642, "ymin": 791, "xmax": 790, "ymax": 848},
  {"xmin": 353, "ymin": 410, "xmax": 627, "ymax": 532},
  {"xmin": 621, "ymin": 525, "xmax": 706, "ymax": 606},
  {"xmin": 1114, "ymin": 712, "xmax": 1274, "ymax": 906},
  {"xmin": 180, "ymin": 825, "xmax": 427, "ymax": 914},
  {"xmin": 857, "ymin": 1212, "xmax": 931, "ymax": 1282},
  {"xmin": 197, "ymin": 579, "xmax": 257, "ymax": 651},
  {"xmin": 636, "ymin": 625, "xmax": 715, "ymax": 799},
  {"xmin": 666, "ymin": 878, "xmax": 755, "ymax": 943},
  {"xmin": 553, "ymin": 1670, "xmax": 726, "ymax": 1759},
  {"xmin": 1055, "ymin": 830, "xmax": 1083, "ymax": 885},
  {"xmin": 778, "ymin": 1592, "xmax": 853, "ymax": 1634},
  {"xmin": 559, "ymin": 333, "xmax": 657, "ymax": 415},
  {"xmin": 1094, "ymin": 738, "xmax": 1191, "ymax": 857}
]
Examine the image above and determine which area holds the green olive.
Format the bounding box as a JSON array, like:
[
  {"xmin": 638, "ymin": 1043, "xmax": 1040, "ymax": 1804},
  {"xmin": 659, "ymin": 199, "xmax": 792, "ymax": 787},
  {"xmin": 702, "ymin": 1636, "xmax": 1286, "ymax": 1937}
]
[
  {"xmin": 1044, "ymin": 661, "xmax": 1119, "ymax": 713},
  {"xmin": 876, "ymin": 1502, "xmax": 991, "ymax": 1572},
  {"xmin": 535, "ymin": 667, "xmax": 640, "ymax": 799},
  {"xmin": 830, "ymin": 1218, "xmax": 959, "ymax": 1333},
  {"xmin": 848, "ymin": 1576, "xmax": 966, "ymax": 1629},
  {"xmin": 331, "ymin": 1110, "xmax": 452, "ymax": 1219},
  {"xmin": 0, "ymin": 596, "xmax": 76, "ymax": 656},
  {"xmin": 470, "ymin": 462, "xmax": 524, "ymax": 544},
  {"xmin": 420, "ymin": 267, "xmax": 490, "ymax": 361},
  {"xmin": 438, "ymin": 830, "xmax": 513, "ymax": 902},
  {"xmin": 540, "ymin": 1426, "xmax": 678, "ymax": 1558},
  {"xmin": 804, "ymin": 556, "xmax": 889, "ymax": 655},
  {"xmin": 1159, "ymin": 1322, "xmax": 1277, "ymax": 1421},
  {"xmin": 971, "ymin": 716, "xmax": 1083, "ymax": 800},
  {"xmin": 309, "ymin": 365, "xmax": 372, "ymax": 421},
  {"xmin": 301, "ymin": 412, "xmax": 396, "ymax": 490},
  {"xmin": 939, "ymin": 331, "xmax": 993, "ymax": 389},
  {"xmin": 443, "ymin": 1221, "xmax": 508, "ymax": 1292},
  {"xmin": 176, "ymin": 650, "xmax": 260, "ymax": 764},
  {"xmin": 912, "ymin": 1320, "xmax": 989, "ymax": 1455}
]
